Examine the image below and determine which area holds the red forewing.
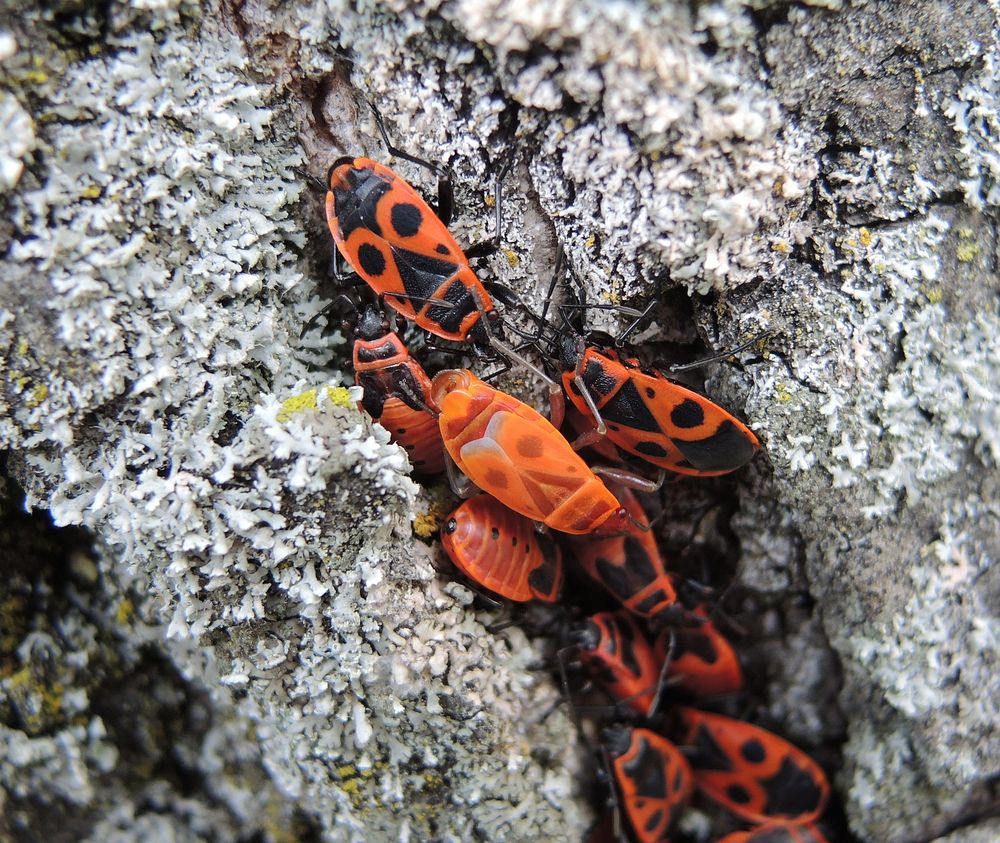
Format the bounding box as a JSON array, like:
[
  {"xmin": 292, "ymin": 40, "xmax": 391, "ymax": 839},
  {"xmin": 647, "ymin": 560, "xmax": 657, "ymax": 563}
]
[
  {"xmin": 564, "ymin": 347, "xmax": 759, "ymax": 476},
  {"xmin": 604, "ymin": 725, "xmax": 693, "ymax": 843},
  {"xmin": 670, "ymin": 707, "xmax": 829, "ymax": 825}
]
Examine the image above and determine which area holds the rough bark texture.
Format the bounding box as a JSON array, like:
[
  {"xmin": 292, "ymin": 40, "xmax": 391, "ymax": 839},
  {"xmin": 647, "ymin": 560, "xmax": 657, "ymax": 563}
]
[{"xmin": 1, "ymin": 1, "xmax": 997, "ymax": 842}]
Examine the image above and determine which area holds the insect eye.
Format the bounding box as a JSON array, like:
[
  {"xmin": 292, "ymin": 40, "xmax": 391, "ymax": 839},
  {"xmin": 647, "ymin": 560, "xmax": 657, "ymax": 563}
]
[{"xmin": 445, "ymin": 518, "xmax": 458, "ymax": 534}]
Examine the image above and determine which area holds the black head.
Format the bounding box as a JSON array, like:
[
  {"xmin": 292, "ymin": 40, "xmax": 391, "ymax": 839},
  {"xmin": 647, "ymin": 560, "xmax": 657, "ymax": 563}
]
[
  {"xmin": 326, "ymin": 156, "xmax": 358, "ymax": 190},
  {"xmin": 347, "ymin": 305, "xmax": 389, "ymax": 342},
  {"xmin": 559, "ymin": 334, "xmax": 586, "ymax": 372}
]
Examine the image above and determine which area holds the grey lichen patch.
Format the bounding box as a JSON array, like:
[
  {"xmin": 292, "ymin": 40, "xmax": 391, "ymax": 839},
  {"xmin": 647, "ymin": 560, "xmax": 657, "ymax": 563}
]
[{"xmin": 1, "ymin": 0, "xmax": 591, "ymax": 839}]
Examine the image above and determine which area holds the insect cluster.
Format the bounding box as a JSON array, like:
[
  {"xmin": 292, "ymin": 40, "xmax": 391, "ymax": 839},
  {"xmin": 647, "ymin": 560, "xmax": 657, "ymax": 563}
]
[{"xmin": 321, "ymin": 119, "xmax": 831, "ymax": 843}]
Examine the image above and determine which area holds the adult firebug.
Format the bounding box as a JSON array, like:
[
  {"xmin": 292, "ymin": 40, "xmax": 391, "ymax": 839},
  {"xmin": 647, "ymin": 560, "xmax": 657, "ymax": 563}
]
[
  {"xmin": 559, "ymin": 336, "xmax": 760, "ymax": 476},
  {"xmin": 567, "ymin": 485, "xmax": 685, "ymax": 625},
  {"xmin": 570, "ymin": 611, "xmax": 668, "ymax": 717},
  {"xmin": 664, "ymin": 606, "xmax": 743, "ymax": 698},
  {"xmin": 669, "ymin": 707, "xmax": 830, "ymax": 825},
  {"xmin": 603, "ymin": 725, "xmax": 693, "ymax": 843},
  {"xmin": 327, "ymin": 156, "xmax": 500, "ymax": 345}
]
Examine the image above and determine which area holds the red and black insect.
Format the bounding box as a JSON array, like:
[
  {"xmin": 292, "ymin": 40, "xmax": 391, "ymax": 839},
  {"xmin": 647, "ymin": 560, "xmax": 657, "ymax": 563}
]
[
  {"xmin": 327, "ymin": 155, "xmax": 500, "ymax": 346},
  {"xmin": 668, "ymin": 707, "xmax": 829, "ymax": 825},
  {"xmin": 559, "ymin": 336, "xmax": 760, "ymax": 477},
  {"xmin": 604, "ymin": 725, "xmax": 693, "ymax": 843},
  {"xmin": 349, "ymin": 304, "xmax": 446, "ymax": 475},
  {"xmin": 570, "ymin": 611, "xmax": 668, "ymax": 717},
  {"xmin": 663, "ymin": 607, "xmax": 743, "ymax": 698},
  {"xmin": 568, "ymin": 485, "xmax": 685, "ymax": 625},
  {"xmin": 441, "ymin": 495, "xmax": 563, "ymax": 602},
  {"xmin": 325, "ymin": 118, "xmax": 561, "ymax": 409},
  {"xmin": 717, "ymin": 822, "xmax": 830, "ymax": 843}
]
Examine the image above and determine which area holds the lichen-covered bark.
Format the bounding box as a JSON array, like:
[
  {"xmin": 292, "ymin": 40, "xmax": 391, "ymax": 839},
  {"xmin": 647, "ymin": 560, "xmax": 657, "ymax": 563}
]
[{"xmin": 1, "ymin": 1, "xmax": 998, "ymax": 842}]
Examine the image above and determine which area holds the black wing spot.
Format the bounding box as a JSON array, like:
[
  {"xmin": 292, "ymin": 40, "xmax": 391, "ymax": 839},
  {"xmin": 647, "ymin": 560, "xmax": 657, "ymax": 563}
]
[
  {"xmin": 688, "ymin": 724, "xmax": 733, "ymax": 772},
  {"xmin": 761, "ymin": 756, "xmax": 824, "ymax": 818},
  {"xmin": 594, "ymin": 538, "xmax": 657, "ymax": 603},
  {"xmin": 435, "ymin": 243, "xmax": 450, "ymax": 254},
  {"xmin": 528, "ymin": 550, "xmax": 559, "ymax": 599},
  {"xmin": 394, "ymin": 247, "xmax": 459, "ymax": 303},
  {"xmin": 725, "ymin": 783, "xmax": 751, "ymax": 804},
  {"xmin": 490, "ymin": 527, "xmax": 500, "ymax": 540},
  {"xmin": 673, "ymin": 420, "xmax": 757, "ymax": 472},
  {"xmin": 622, "ymin": 735, "xmax": 668, "ymax": 799},
  {"xmin": 600, "ymin": 379, "xmax": 661, "ymax": 432},
  {"xmin": 671, "ymin": 398, "xmax": 704, "ymax": 429},
  {"xmin": 358, "ymin": 243, "xmax": 387, "ymax": 277},
  {"xmin": 391, "ymin": 202, "xmax": 423, "ymax": 237},
  {"xmin": 635, "ymin": 440, "xmax": 669, "ymax": 458},
  {"xmin": 643, "ymin": 809, "xmax": 664, "ymax": 833},
  {"xmin": 674, "ymin": 628, "xmax": 719, "ymax": 664},
  {"xmin": 645, "ymin": 387, "xmax": 656, "ymax": 398},
  {"xmin": 741, "ymin": 739, "xmax": 766, "ymax": 763}
]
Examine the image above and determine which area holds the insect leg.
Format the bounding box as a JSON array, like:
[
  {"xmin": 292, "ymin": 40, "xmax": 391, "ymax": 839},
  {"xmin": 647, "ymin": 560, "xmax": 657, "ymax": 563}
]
[
  {"xmin": 464, "ymin": 145, "xmax": 517, "ymax": 259},
  {"xmin": 591, "ymin": 465, "xmax": 666, "ymax": 494},
  {"xmin": 645, "ymin": 628, "xmax": 676, "ymax": 720},
  {"xmin": 667, "ymin": 331, "xmax": 772, "ymax": 372},
  {"xmin": 444, "ymin": 452, "xmax": 479, "ymax": 499},
  {"xmin": 369, "ymin": 100, "xmax": 455, "ymax": 225}
]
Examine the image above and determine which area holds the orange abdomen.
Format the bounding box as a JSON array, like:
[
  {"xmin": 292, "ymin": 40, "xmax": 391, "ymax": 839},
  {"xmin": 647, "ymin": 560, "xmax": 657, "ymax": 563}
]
[
  {"xmin": 377, "ymin": 397, "xmax": 446, "ymax": 475},
  {"xmin": 441, "ymin": 496, "xmax": 562, "ymax": 602}
]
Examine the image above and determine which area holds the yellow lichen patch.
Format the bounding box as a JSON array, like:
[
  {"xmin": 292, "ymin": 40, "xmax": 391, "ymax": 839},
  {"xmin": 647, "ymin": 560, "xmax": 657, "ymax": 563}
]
[
  {"xmin": 926, "ymin": 288, "xmax": 944, "ymax": 305},
  {"xmin": 956, "ymin": 240, "xmax": 979, "ymax": 263},
  {"xmin": 412, "ymin": 510, "xmax": 442, "ymax": 538},
  {"xmin": 16, "ymin": 337, "xmax": 29, "ymax": 356},
  {"xmin": 26, "ymin": 383, "xmax": 48, "ymax": 408},
  {"xmin": 80, "ymin": 185, "xmax": 102, "ymax": 199},
  {"xmin": 115, "ymin": 599, "xmax": 134, "ymax": 626},
  {"xmin": 276, "ymin": 388, "xmax": 318, "ymax": 422},
  {"xmin": 502, "ymin": 248, "xmax": 520, "ymax": 268},
  {"xmin": 771, "ymin": 240, "xmax": 791, "ymax": 254},
  {"xmin": 483, "ymin": 194, "xmax": 496, "ymax": 208},
  {"xmin": 324, "ymin": 386, "xmax": 354, "ymax": 409},
  {"xmin": 585, "ymin": 234, "xmax": 596, "ymax": 250},
  {"xmin": 775, "ymin": 383, "xmax": 793, "ymax": 403},
  {"xmin": 859, "ymin": 227, "xmax": 872, "ymax": 247}
]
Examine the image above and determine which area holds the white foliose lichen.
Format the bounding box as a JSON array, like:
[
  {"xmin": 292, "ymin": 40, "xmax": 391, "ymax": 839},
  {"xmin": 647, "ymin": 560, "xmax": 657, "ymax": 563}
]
[
  {"xmin": 752, "ymin": 213, "xmax": 1000, "ymax": 518},
  {"xmin": 1, "ymin": 1, "xmax": 592, "ymax": 838},
  {"xmin": 946, "ymin": 35, "xmax": 1000, "ymax": 209}
]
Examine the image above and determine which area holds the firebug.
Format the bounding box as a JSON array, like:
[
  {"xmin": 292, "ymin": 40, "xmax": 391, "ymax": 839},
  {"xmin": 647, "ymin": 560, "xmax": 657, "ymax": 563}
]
[
  {"xmin": 350, "ymin": 305, "xmax": 445, "ymax": 475},
  {"xmin": 669, "ymin": 707, "xmax": 830, "ymax": 825},
  {"xmin": 603, "ymin": 725, "xmax": 693, "ymax": 843},
  {"xmin": 431, "ymin": 369, "xmax": 630, "ymax": 535},
  {"xmin": 559, "ymin": 336, "xmax": 760, "ymax": 476},
  {"xmin": 567, "ymin": 485, "xmax": 685, "ymax": 625},
  {"xmin": 441, "ymin": 495, "xmax": 562, "ymax": 602}
]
